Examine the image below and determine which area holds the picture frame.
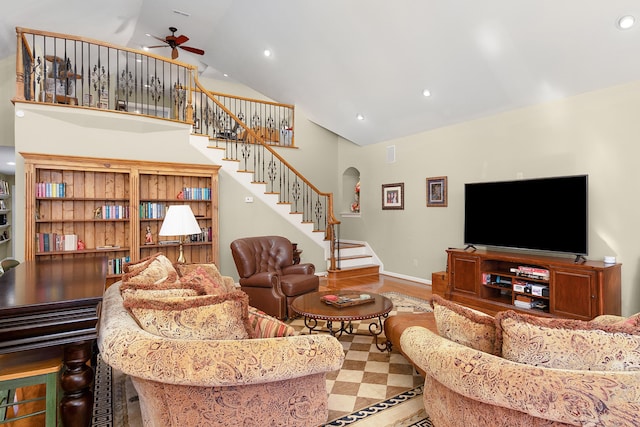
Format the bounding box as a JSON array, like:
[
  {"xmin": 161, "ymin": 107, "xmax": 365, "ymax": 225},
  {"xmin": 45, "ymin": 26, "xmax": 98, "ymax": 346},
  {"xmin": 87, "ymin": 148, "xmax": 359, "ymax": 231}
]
[
  {"xmin": 426, "ymin": 176, "xmax": 447, "ymax": 207},
  {"xmin": 382, "ymin": 183, "xmax": 404, "ymax": 210}
]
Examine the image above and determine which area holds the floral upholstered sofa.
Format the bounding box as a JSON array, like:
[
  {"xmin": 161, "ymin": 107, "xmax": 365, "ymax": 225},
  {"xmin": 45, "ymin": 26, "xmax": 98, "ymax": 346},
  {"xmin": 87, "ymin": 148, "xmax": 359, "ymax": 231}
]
[
  {"xmin": 98, "ymin": 253, "xmax": 344, "ymax": 427},
  {"xmin": 400, "ymin": 295, "xmax": 640, "ymax": 427}
]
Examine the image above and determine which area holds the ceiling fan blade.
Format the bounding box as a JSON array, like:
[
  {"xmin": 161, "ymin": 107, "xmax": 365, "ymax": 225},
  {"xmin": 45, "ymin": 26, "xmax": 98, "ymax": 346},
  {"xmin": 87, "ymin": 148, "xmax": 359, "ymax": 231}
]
[
  {"xmin": 175, "ymin": 35, "xmax": 189, "ymax": 45},
  {"xmin": 180, "ymin": 46, "xmax": 205, "ymax": 56},
  {"xmin": 172, "ymin": 47, "xmax": 179, "ymax": 59},
  {"xmin": 150, "ymin": 35, "xmax": 167, "ymax": 43},
  {"xmin": 147, "ymin": 45, "xmax": 167, "ymax": 49}
]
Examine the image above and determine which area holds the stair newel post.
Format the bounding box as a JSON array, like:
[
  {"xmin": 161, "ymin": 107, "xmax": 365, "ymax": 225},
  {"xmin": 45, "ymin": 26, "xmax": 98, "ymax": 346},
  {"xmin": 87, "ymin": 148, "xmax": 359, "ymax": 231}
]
[{"xmin": 15, "ymin": 28, "xmax": 26, "ymax": 101}]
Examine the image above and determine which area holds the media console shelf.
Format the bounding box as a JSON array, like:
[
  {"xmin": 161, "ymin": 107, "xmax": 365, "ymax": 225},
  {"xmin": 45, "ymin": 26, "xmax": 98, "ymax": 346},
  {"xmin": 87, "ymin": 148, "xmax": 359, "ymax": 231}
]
[{"xmin": 446, "ymin": 248, "xmax": 621, "ymax": 320}]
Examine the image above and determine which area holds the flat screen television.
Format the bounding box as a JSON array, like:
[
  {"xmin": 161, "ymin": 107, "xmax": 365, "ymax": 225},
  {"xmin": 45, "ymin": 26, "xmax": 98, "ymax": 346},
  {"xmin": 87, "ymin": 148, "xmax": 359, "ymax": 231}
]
[{"xmin": 464, "ymin": 175, "xmax": 588, "ymax": 256}]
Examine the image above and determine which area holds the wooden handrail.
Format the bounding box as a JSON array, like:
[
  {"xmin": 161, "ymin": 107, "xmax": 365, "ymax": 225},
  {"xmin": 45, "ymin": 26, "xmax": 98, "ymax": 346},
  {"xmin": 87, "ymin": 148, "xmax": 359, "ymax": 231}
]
[
  {"xmin": 15, "ymin": 27, "xmax": 198, "ymax": 70},
  {"xmin": 208, "ymin": 90, "xmax": 294, "ymax": 110}
]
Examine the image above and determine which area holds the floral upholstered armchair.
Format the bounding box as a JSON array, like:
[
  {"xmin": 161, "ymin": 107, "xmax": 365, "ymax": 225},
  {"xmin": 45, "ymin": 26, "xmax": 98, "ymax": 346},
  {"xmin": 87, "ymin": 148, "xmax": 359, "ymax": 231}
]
[
  {"xmin": 98, "ymin": 253, "xmax": 344, "ymax": 427},
  {"xmin": 400, "ymin": 295, "xmax": 640, "ymax": 427}
]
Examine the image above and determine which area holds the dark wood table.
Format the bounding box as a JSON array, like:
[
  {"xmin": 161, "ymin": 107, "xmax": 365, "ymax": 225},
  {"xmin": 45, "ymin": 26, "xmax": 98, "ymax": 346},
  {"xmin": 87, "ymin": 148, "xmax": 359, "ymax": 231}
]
[
  {"xmin": 0, "ymin": 257, "xmax": 107, "ymax": 427},
  {"xmin": 290, "ymin": 290, "xmax": 393, "ymax": 351}
]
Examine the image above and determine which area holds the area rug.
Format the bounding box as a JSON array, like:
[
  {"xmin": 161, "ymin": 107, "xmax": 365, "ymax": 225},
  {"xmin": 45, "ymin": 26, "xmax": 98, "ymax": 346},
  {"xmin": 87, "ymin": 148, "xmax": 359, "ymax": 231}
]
[{"xmin": 91, "ymin": 292, "xmax": 434, "ymax": 427}]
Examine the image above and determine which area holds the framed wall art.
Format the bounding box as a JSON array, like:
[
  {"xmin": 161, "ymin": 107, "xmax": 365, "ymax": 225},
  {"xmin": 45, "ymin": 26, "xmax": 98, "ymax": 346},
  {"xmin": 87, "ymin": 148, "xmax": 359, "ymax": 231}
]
[
  {"xmin": 382, "ymin": 183, "xmax": 404, "ymax": 210},
  {"xmin": 426, "ymin": 176, "xmax": 447, "ymax": 207}
]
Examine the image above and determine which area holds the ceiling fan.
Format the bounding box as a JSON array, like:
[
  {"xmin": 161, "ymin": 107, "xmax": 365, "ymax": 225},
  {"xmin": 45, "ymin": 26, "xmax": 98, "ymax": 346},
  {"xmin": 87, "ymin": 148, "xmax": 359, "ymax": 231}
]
[{"xmin": 148, "ymin": 27, "xmax": 205, "ymax": 59}]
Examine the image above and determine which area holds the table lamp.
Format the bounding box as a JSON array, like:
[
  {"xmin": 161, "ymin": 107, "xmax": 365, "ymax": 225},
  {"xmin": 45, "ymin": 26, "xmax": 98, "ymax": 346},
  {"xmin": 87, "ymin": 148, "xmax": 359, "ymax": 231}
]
[{"xmin": 159, "ymin": 205, "xmax": 201, "ymax": 263}]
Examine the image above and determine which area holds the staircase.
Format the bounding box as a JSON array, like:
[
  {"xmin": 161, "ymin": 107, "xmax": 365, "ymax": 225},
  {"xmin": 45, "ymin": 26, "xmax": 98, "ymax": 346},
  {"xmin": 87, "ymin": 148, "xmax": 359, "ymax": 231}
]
[{"xmin": 190, "ymin": 135, "xmax": 380, "ymax": 280}]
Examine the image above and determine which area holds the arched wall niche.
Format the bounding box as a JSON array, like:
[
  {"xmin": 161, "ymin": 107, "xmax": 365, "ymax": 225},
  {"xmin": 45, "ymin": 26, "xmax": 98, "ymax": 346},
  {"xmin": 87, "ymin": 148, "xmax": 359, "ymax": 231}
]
[{"xmin": 342, "ymin": 167, "xmax": 360, "ymax": 215}]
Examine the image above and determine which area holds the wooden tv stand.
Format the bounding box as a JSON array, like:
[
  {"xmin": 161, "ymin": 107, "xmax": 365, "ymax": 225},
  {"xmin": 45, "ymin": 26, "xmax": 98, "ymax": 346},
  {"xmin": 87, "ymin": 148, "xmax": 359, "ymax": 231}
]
[{"xmin": 445, "ymin": 248, "xmax": 621, "ymax": 320}]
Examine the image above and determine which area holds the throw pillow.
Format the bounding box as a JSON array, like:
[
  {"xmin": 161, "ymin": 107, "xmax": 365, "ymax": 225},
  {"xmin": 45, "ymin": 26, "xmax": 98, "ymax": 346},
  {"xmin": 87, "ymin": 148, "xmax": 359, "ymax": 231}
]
[
  {"xmin": 122, "ymin": 253, "xmax": 178, "ymax": 286},
  {"xmin": 430, "ymin": 295, "xmax": 498, "ymax": 355},
  {"xmin": 123, "ymin": 290, "xmax": 251, "ymax": 340},
  {"xmin": 179, "ymin": 266, "xmax": 227, "ymax": 296},
  {"xmin": 174, "ymin": 263, "xmax": 236, "ymax": 293},
  {"xmin": 121, "ymin": 288, "xmax": 199, "ymax": 299},
  {"xmin": 496, "ymin": 310, "xmax": 640, "ymax": 371},
  {"xmin": 247, "ymin": 307, "xmax": 295, "ymax": 338}
]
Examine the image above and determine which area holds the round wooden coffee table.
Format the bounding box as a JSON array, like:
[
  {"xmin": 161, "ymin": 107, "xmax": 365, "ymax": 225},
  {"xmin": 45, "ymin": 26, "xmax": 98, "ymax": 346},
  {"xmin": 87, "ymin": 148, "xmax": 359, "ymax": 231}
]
[{"xmin": 290, "ymin": 290, "xmax": 393, "ymax": 351}]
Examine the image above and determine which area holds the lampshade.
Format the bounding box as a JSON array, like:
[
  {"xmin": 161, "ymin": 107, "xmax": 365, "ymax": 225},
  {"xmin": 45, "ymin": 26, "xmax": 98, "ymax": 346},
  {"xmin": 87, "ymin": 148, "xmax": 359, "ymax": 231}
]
[{"xmin": 159, "ymin": 205, "xmax": 201, "ymax": 237}]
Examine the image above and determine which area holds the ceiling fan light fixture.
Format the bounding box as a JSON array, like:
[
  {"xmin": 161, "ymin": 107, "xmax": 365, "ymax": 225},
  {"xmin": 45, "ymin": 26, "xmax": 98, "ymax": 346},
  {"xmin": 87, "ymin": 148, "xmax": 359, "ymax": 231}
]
[{"xmin": 618, "ymin": 15, "xmax": 635, "ymax": 29}]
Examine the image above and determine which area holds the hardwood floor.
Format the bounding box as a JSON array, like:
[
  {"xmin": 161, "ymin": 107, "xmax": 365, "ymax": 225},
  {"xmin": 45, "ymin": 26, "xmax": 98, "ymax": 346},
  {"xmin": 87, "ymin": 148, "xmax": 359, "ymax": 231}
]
[{"xmin": 321, "ymin": 274, "xmax": 433, "ymax": 300}]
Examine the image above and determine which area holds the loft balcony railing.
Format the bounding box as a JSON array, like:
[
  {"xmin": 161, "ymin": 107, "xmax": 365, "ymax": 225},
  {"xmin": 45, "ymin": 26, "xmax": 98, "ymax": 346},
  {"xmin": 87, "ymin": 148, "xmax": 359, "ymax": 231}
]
[
  {"xmin": 14, "ymin": 27, "xmax": 195, "ymax": 122},
  {"xmin": 194, "ymin": 90, "xmax": 296, "ymax": 149},
  {"xmin": 14, "ymin": 26, "xmax": 341, "ymax": 270}
]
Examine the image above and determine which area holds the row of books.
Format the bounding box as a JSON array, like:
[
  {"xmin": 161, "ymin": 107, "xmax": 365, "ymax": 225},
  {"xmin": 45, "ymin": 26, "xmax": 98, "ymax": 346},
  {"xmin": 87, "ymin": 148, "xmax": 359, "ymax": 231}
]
[
  {"xmin": 188, "ymin": 227, "xmax": 212, "ymax": 242},
  {"xmin": 108, "ymin": 256, "xmax": 131, "ymax": 275},
  {"xmin": 98, "ymin": 205, "xmax": 130, "ymax": 219},
  {"xmin": 510, "ymin": 265, "xmax": 550, "ymax": 280},
  {"xmin": 36, "ymin": 233, "xmax": 78, "ymax": 252},
  {"xmin": 0, "ymin": 180, "xmax": 10, "ymax": 196},
  {"xmin": 36, "ymin": 182, "xmax": 66, "ymax": 198},
  {"xmin": 140, "ymin": 202, "xmax": 168, "ymax": 219},
  {"xmin": 181, "ymin": 187, "xmax": 211, "ymax": 200}
]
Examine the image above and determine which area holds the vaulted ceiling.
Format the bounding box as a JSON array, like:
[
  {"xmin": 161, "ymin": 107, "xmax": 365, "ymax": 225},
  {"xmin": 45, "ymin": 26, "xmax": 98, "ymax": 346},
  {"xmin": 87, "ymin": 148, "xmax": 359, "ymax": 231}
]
[{"xmin": 3, "ymin": 0, "xmax": 640, "ymax": 147}]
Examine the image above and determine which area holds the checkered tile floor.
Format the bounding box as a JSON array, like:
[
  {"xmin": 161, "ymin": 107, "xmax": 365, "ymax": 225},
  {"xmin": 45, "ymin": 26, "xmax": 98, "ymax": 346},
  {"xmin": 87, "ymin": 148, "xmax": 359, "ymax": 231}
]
[{"xmin": 287, "ymin": 293, "xmax": 430, "ymax": 422}]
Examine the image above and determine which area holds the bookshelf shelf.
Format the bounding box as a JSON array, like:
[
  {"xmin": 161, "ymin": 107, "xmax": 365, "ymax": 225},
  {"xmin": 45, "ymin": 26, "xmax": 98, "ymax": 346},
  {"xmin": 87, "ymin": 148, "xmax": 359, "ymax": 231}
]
[{"xmin": 24, "ymin": 154, "xmax": 220, "ymax": 287}]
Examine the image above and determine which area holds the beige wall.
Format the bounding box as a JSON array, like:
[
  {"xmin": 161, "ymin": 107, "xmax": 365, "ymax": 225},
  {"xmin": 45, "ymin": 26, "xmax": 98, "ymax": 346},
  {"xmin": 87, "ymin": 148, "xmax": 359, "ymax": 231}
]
[{"xmin": 337, "ymin": 80, "xmax": 640, "ymax": 316}]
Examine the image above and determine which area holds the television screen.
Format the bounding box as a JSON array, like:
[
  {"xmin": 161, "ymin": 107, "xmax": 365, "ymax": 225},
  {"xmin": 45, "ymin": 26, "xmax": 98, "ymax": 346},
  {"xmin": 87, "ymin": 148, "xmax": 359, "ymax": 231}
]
[{"xmin": 464, "ymin": 175, "xmax": 588, "ymax": 255}]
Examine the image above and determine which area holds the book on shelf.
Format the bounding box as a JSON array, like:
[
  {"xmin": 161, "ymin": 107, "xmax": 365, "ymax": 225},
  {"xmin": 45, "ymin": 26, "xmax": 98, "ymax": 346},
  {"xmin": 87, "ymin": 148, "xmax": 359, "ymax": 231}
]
[
  {"xmin": 36, "ymin": 182, "xmax": 66, "ymax": 198},
  {"xmin": 36, "ymin": 233, "xmax": 78, "ymax": 252},
  {"xmin": 0, "ymin": 180, "xmax": 9, "ymax": 196},
  {"xmin": 158, "ymin": 240, "xmax": 180, "ymax": 245},
  {"xmin": 107, "ymin": 256, "xmax": 131, "ymax": 275},
  {"xmin": 510, "ymin": 265, "xmax": 549, "ymax": 280},
  {"xmin": 96, "ymin": 245, "xmax": 121, "ymax": 250},
  {"xmin": 139, "ymin": 202, "xmax": 168, "ymax": 219},
  {"xmin": 99, "ymin": 205, "xmax": 130, "ymax": 219},
  {"xmin": 182, "ymin": 187, "xmax": 211, "ymax": 200}
]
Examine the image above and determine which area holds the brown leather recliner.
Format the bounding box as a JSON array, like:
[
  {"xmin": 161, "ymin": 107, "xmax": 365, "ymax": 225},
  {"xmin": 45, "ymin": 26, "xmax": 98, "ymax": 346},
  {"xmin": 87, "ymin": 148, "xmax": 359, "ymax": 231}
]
[{"xmin": 230, "ymin": 236, "xmax": 319, "ymax": 319}]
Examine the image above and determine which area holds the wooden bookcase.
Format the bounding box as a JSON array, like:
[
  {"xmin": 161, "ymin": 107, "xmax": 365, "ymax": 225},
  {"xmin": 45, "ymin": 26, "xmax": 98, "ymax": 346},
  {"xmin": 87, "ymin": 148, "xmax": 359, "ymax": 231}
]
[
  {"xmin": 0, "ymin": 179, "xmax": 11, "ymax": 261},
  {"xmin": 446, "ymin": 248, "xmax": 621, "ymax": 320},
  {"xmin": 23, "ymin": 153, "xmax": 220, "ymax": 286}
]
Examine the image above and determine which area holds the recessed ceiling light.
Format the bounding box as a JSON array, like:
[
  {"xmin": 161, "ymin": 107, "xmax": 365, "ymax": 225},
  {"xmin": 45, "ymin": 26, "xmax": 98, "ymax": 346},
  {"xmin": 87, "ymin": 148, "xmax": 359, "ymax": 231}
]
[
  {"xmin": 422, "ymin": 89, "xmax": 431, "ymax": 97},
  {"xmin": 142, "ymin": 46, "xmax": 150, "ymax": 51},
  {"xmin": 173, "ymin": 9, "xmax": 191, "ymax": 17},
  {"xmin": 264, "ymin": 49, "xmax": 272, "ymax": 57},
  {"xmin": 356, "ymin": 114, "xmax": 365, "ymax": 121},
  {"xmin": 6, "ymin": 162, "xmax": 15, "ymax": 166},
  {"xmin": 223, "ymin": 73, "xmax": 229, "ymax": 77},
  {"xmin": 618, "ymin": 15, "xmax": 635, "ymax": 29}
]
